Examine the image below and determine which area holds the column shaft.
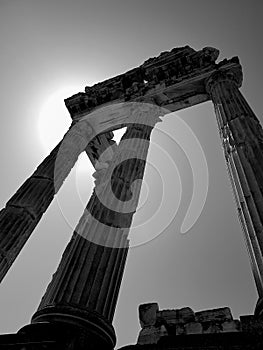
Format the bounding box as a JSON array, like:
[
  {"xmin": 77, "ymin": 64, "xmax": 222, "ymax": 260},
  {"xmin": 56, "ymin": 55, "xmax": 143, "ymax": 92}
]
[
  {"xmin": 207, "ymin": 70, "xmax": 263, "ymax": 307},
  {"xmin": 0, "ymin": 121, "xmax": 114, "ymax": 284},
  {"xmin": 0, "ymin": 142, "xmax": 60, "ymax": 282},
  {"xmin": 31, "ymin": 119, "xmax": 158, "ymax": 349}
]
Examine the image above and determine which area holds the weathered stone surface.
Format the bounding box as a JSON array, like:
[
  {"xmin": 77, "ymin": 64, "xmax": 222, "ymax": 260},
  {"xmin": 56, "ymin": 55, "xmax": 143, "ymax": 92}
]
[
  {"xmin": 137, "ymin": 304, "xmax": 242, "ymax": 344},
  {"xmin": 222, "ymin": 320, "xmax": 240, "ymax": 332},
  {"xmin": 64, "ymin": 46, "xmax": 239, "ymax": 121},
  {"xmin": 202, "ymin": 322, "xmax": 222, "ymax": 334},
  {"xmin": 158, "ymin": 307, "xmax": 195, "ymax": 325},
  {"xmin": 137, "ymin": 325, "xmax": 168, "ymax": 345},
  {"xmin": 86, "ymin": 131, "xmax": 117, "ymax": 167},
  {"xmin": 7, "ymin": 177, "xmax": 54, "ymax": 218},
  {"xmin": 139, "ymin": 303, "xmax": 159, "ymax": 327},
  {"xmin": 185, "ymin": 322, "xmax": 202, "ymax": 335},
  {"xmin": 196, "ymin": 307, "xmax": 233, "ymax": 323},
  {"xmin": 138, "ymin": 326, "xmax": 159, "ymax": 345},
  {"xmin": 32, "ymin": 118, "xmax": 156, "ymax": 349},
  {"xmin": 0, "ymin": 126, "xmax": 116, "ymax": 284},
  {"xmin": 158, "ymin": 309, "xmax": 177, "ymax": 323},
  {"xmin": 175, "ymin": 324, "xmax": 185, "ymax": 335},
  {"xmin": 3, "ymin": 45, "xmax": 263, "ymax": 350},
  {"xmin": 206, "ymin": 68, "xmax": 263, "ymax": 304},
  {"xmin": 0, "ymin": 206, "xmax": 36, "ymax": 269},
  {"xmin": 177, "ymin": 307, "xmax": 196, "ymax": 323}
]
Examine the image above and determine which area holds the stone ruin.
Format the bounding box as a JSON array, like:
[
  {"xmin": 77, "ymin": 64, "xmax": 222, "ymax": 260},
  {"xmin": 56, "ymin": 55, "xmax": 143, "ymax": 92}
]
[
  {"xmin": 137, "ymin": 303, "xmax": 241, "ymax": 345},
  {"xmin": 0, "ymin": 45, "xmax": 263, "ymax": 349}
]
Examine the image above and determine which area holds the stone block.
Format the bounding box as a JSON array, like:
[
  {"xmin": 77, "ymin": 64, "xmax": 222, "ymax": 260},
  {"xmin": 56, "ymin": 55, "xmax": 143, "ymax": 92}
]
[
  {"xmin": 221, "ymin": 320, "xmax": 240, "ymax": 332},
  {"xmin": 175, "ymin": 324, "xmax": 185, "ymax": 335},
  {"xmin": 137, "ymin": 324, "xmax": 167, "ymax": 345},
  {"xmin": 139, "ymin": 303, "xmax": 159, "ymax": 327},
  {"xmin": 196, "ymin": 307, "xmax": 232, "ymax": 323},
  {"xmin": 158, "ymin": 309, "xmax": 178, "ymax": 326},
  {"xmin": 202, "ymin": 322, "xmax": 221, "ymax": 334},
  {"xmin": 178, "ymin": 307, "xmax": 196, "ymax": 323},
  {"xmin": 184, "ymin": 322, "xmax": 202, "ymax": 335},
  {"xmin": 158, "ymin": 309, "xmax": 177, "ymax": 320},
  {"xmin": 157, "ymin": 307, "xmax": 195, "ymax": 325}
]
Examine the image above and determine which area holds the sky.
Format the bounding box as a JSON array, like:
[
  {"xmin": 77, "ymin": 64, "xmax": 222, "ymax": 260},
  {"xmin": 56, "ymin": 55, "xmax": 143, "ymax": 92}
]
[{"xmin": 0, "ymin": 0, "xmax": 263, "ymax": 348}]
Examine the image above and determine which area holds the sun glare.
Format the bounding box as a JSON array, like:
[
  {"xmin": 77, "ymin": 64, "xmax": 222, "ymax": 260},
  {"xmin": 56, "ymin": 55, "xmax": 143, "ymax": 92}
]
[
  {"xmin": 38, "ymin": 85, "xmax": 93, "ymax": 173},
  {"xmin": 38, "ymin": 86, "xmax": 78, "ymax": 152}
]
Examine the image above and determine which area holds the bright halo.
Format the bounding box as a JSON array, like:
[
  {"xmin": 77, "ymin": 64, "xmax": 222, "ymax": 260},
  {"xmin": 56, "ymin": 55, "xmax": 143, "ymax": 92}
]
[
  {"xmin": 38, "ymin": 85, "xmax": 93, "ymax": 173},
  {"xmin": 38, "ymin": 85, "xmax": 79, "ymax": 152}
]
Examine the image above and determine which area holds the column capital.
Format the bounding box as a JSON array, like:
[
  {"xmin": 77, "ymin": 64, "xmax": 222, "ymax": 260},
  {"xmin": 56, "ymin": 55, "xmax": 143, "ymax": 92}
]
[{"xmin": 205, "ymin": 66, "xmax": 243, "ymax": 95}]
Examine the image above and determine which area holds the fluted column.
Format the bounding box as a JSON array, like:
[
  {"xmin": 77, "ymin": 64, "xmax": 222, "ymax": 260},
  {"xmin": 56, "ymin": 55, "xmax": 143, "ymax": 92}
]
[
  {"xmin": 30, "ymin": 116, "xmax": 160, "ymax": 349},
  {"xmin": 0, "ymin": 117, "xmax": 115, "ymax": 284},
  {"xmin": 0, "ymin": 141, "xmax": 62, "ymax": 283},
  {"xmin": 206, "ymin": 67, "xmax": 263, "ymax": 315}
]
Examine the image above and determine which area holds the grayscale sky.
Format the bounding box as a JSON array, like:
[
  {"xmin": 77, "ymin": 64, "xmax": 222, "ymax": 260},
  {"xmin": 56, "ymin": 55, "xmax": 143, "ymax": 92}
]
[{"xmin": 0, "ymin": 0, "xmax": 263, "ymax": 348}]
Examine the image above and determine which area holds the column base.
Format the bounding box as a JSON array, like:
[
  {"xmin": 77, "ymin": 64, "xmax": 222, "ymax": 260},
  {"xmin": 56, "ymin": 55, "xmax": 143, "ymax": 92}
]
[
  {"xmin": 18, "ymin": 322, "xmax": 63, "ymax": 349},
  {"xmin": 26, "ymin": 305, "xmax": 116, "ymax": 350}
]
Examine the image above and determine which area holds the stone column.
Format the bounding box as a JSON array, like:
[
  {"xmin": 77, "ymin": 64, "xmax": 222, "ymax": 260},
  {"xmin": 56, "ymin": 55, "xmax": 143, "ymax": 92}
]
[
  {"xmin": 206, "ymin": 67, "xmax": 263, "ymax": 315},
  {"xmin": 28, "ymin": 119, "xmax": 159, "ymax": 349},
  {"xmin": 0, "ymin": 141, "xmax": 62, "ymax": 284},
  {"xmin": 0, "ymin": 119, "xmax": 115, "ymax": 284}
]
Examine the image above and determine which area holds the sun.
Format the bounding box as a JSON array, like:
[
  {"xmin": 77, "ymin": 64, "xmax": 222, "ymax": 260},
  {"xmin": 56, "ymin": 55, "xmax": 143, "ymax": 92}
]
[
  {"xmin": 38, "ymin": 85, "xmax": 79, "ymax": 153},
  {"xmin": 38, "ymin": 85, "xmax": 94, "ymax": 174}
]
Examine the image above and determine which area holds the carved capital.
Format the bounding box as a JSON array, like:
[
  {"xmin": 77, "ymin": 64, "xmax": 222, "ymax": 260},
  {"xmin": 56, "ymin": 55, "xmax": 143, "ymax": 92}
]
[{"xmin": 205, "ymin": 66, "xmax": 243, "ymax": 95}]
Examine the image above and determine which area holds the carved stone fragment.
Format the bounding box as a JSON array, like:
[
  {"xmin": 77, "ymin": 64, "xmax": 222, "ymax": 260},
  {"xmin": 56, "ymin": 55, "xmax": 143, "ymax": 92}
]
[
  {"xmin": 139, "ymin": 303, "xmax": 159, "ymax": 327},
  {"xmin": 195, "ymin": 307, "xmax": 233, "ymax": 323}
]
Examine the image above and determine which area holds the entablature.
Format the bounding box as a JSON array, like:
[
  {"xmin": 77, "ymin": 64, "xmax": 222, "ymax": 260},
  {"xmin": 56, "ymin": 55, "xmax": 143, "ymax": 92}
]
[{"xmin": 64, "ymin": 47, "xmax": 242, "ymax": 122}]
